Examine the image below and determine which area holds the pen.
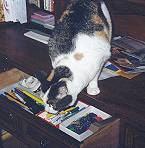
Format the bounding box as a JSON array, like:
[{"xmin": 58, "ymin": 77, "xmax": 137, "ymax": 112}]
[{"xmin": 10, "ymin": 90, "xmax": 26, "ymax": 103}]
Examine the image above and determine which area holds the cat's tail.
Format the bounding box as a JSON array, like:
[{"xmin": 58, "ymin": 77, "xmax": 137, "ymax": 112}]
[{"xmin": 100, "ymin": 1, "xmax": 112, "ymax": 41}]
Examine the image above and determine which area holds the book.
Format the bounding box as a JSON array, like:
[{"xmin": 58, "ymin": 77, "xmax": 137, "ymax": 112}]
[
  {"xmin": 31, "ymin": 11, "xmax": 55, "ymax": 30},
  {"xmin": 111, "ymin": 47, "xmax": 144, "ymax": 73},
  {"xmin": 44, "ymin": 23, "xmax": 55, "ymax": 30},
  {"xmin": 111, "ymin": 36, "xmax": 145, "ymax": 74},
  {"xmin": 112, "ymin": 36, "xmax": 145, "ymax": 63},
  {"xmin": 31, "ymin": 14, "xmax": 54, "ymax": 23},
  {"xmin": 31, "ymin": 18, "xmax": 55, "ymax": 30},
  {"xmin": 34, "ymin": 11, "xmax": 53, "ymax": 18}
]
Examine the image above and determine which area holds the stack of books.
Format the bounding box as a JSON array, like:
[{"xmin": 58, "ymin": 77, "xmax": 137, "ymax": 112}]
[
  {"xmin": 104, "ymin": 36, "xmax": 145, "ymax": 79},
  {"xmin": 31, "ymin": 11, "xmax": 55, "ymax": 30},
  {"xmin": 28, "ymin": 0, "xmax": 54, "ymax": 12}
]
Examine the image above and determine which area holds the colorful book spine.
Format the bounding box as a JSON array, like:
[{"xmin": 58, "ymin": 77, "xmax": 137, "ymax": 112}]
[
  {"xmin": 31, "ymin": 14, "xmax": 54, "ymax": 23},
  {"xmin": 34, "ymin": 11, "xmax": 54, "ymax": 18},
  {"xmin": 43, "ymin": 0, "xmax": 54, "ymax": 12}
]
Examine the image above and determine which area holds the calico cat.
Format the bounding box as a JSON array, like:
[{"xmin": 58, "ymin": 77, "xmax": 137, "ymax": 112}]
[{"xmin": 42, "ymin": 0, "xmax": 112, "ymax": 113}]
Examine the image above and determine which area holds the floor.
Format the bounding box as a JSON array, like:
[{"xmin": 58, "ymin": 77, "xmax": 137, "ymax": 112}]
[{"xmin": 0, "ymin": 131, "xmax": 29, "ymax": 148}]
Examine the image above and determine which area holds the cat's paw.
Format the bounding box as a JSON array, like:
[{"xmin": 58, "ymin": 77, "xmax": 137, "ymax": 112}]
[{"xmin": 87, "ymin": 87, "xmax": 100, "ymax": 95}]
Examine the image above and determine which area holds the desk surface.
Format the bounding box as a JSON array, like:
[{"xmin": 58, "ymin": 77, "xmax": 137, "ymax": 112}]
[
  {"xmin": 0, "ymin": 14, "xmax": 145, "ymax": 148},
  {"xmin": 0, "ymin": 23, "xmax": 52, "ymax": 74}
]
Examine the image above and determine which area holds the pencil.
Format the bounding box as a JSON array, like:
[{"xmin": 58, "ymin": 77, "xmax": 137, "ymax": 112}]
[
  {"xmin": 17, "ymin": 88, "xmax": 45, "ymax": 105},
  {"xmin": 4, "ymin": 92, "xmax": 30, "ymax": 110}
]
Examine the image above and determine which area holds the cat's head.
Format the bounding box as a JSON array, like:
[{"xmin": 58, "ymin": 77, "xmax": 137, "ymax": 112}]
[
  {"xmin": 43, "ymin": 80, "xmax": 73, "ymax": 114},
  {"xmin": 42, "ymin": 66, "xmax": 73, "ymax": 114}
]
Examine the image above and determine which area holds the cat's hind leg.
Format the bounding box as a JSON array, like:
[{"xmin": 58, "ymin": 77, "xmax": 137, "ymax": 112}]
[
  {"xmin": 87, "ymin": 72, "xmax": 100, "ymax": 95},
  {"xmin": 87, "ymin": 58, "xmax": 107, "ymax": 95}
]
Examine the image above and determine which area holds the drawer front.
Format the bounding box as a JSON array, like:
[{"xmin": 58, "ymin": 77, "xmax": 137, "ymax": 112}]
[
  {"xmin": 0, "ymin": 107, "xmax": 21, "ymax": 134},
  {"xmin": 23, "ymin": 122, "xmax": 66, "ymax": 148},
  {"xmin": 124, "ymin": 124, "xmax": 145, "ymax": 148},
  {"xmin": 81, "ymin": 119, "xmax": 120, "ymax": 148}
]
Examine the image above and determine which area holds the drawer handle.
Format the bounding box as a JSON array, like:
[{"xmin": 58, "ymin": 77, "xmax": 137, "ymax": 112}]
[{"xmin": 40, "ymin": 138, "xmax": 50, "ymax": 148}]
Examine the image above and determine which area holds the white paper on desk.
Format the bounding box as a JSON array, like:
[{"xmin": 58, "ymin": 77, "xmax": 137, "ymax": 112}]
[
  {"xmin": 99, "ymin": 68, "xmax": 119, "ymax": 80},
  {"xmin": 3, "ymin": 0, "xmax": 27, "ymax": 23}
]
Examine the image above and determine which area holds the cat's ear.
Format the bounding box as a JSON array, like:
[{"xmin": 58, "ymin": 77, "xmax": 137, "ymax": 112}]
[{"xmin": 47, "ymin": 66, "xmax": 72, "ymax": 83}]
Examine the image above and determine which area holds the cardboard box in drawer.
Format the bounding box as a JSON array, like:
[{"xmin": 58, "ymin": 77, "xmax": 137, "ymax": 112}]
[{"xmin": 59, "ymin": 103, "xmax": 112, "ymax": 142}]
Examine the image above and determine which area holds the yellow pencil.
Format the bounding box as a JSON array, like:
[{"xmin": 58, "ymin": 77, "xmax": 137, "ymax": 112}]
[
  {"xmin": 18, "ymin": 89, "xmax": 45, "ymax": 105},
  {"xmin": 59, "ymin": 107, "xmax": 76, "ymax": 115}
]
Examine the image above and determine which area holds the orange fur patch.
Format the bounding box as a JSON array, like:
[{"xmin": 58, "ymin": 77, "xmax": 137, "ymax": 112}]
[
  {"xmin": 91, "ymin": 15, "xmax": 103, "ymax": 24},
  {"xmin": 95, "ymin": 31, "xmax": 109, "ymax": 41},
  {"xmin": 74, "ymin": 53, "xmax": 84, "ymax": 60},
  {"xmin": 91, "ymin": 15, "xmax": 109, "ymax": 41},
  {"xmin": 59, "ymin": 10, "xmax": 70, "ymax": 22}
]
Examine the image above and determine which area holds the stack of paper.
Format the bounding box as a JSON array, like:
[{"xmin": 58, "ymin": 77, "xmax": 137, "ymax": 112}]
[
  {"xmin": 24, "ymin": 30, "xmax": 50, "ymax": 44},
  {"xmin": 104, "ymin": 36, "xmax": 145, "ymax": 79}
]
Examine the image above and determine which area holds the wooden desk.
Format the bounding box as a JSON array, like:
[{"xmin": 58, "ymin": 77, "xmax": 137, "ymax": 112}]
[
  {"xmin": 0, "ymin": 68, "xmax": 119, "ymax": 148},
  {"xmin": 0, "ymin": 14, "xmax": 145, "ymax": 148}
]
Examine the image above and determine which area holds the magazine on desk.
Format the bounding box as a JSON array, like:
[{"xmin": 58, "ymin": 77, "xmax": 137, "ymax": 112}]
[{"xmin": 105, "ymin": 36, "xmax": 145, "ymax": 79}]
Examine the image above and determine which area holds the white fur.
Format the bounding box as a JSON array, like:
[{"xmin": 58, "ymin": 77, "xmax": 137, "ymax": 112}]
[
  {"xmin": 53, "ymin": 33, "xmax": 111, "ymax": 106},
  {"xmin": 101, "ymin": 1, "xmax": 112, "ymax": 40},
  {"xmin": 50, "ymin": 2, "xmax": 112, "ymax": 107}
]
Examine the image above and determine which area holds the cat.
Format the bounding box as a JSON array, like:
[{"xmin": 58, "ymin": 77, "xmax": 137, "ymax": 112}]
[{"xmin": 42, "ymin": 0, "xmax": 112, "ymax": 114}]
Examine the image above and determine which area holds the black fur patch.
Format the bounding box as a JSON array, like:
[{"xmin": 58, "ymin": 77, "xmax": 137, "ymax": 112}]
[
  {"xmin": 51, "ymin": 66, "xmax": 73, "ymax": 83},
  {"xmin": 52, "ymin": 95, "xmax": 72, "ymax": 111},
  {"xmin": 34, "ymin": 71, "xmax": 52, "ymax": 92},
  {"xmin": 47, "ymin": 81, "xmax": 66, "ymax": 101},
  {"xmin": 48, "ymin": 0, "xmax": 108, "ymax": 60}
]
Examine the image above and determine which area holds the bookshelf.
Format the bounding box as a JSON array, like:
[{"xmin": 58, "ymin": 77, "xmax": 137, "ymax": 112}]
[{"xmin": 27, "ymin": 0, "xmax": 69, "ymax": 21}]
